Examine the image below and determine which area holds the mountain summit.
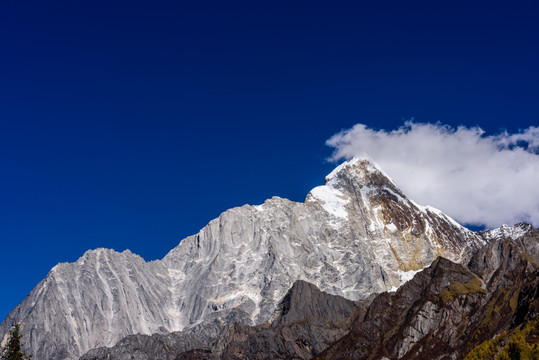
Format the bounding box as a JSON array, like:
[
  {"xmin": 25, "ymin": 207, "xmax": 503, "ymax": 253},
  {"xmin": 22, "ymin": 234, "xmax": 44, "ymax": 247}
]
[{"xmin": 0, "ymin": 159, "xmax": 490, "ymax": 359}]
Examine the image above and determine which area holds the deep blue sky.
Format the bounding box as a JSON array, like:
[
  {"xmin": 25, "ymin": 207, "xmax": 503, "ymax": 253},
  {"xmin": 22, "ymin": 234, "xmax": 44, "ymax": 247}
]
[{"xmin": 1, "ymin": 1, "xmax": 537, "ymax": 321}]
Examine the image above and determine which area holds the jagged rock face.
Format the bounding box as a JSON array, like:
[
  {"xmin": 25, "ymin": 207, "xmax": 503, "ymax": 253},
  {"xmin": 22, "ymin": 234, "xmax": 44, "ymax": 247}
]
[
  {"xmin": 0, "ymin": 158, "xmax": 484, "ymax": 360},
  {"xmin": 317, "ymin": 234, "xmax": 539, "ymax": 360},
  {"xmin": 469, "ymin": 227, "xmax": 539, "ymax": 283},
  {"xmin": 478, "ymin": 225, "xmax": 539, "ymax": 266}
]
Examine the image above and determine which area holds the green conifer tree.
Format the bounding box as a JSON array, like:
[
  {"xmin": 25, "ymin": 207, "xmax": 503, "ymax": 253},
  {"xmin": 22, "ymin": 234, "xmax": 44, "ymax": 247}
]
[{"xmin": 1, "ymin": 324, "xmax": 31, "ymax": 360}]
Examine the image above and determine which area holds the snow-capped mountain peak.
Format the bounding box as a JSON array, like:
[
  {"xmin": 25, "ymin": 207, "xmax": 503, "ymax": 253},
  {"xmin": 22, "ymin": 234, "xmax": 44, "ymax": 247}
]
[
  {"xmin": 307, "ymin": 158, "xmax": 401, "ymax": 223},
  {"xmin": 481, "ymin": 222, "xmax": 533, "ymax": 241},
  {"xmin": 0, "ymin": 159, "xmax": 487, "ymax": 360}
]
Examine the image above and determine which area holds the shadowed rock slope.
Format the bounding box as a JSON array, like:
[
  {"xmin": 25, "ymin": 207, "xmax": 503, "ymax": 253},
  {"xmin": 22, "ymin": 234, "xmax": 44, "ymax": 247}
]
[{"xmin": 209, "ymin": 280, "xmax": 363, "ymax": 360}]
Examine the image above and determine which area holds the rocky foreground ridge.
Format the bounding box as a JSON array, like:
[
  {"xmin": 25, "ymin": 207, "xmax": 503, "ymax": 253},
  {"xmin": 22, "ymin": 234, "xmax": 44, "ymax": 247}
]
[{"xmin": 1, "ymin": 158, "xmax": 535, "ymax": 359}]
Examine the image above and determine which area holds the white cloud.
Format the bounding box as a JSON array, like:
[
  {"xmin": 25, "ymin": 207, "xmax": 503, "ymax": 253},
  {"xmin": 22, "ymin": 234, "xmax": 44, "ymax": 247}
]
[{"xmin": 327, "ymin": 122, "xmax": 539, "ymax": 229}]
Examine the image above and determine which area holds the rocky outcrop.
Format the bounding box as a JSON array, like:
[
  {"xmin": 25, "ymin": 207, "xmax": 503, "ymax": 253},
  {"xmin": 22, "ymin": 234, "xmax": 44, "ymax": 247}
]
[{"xmin": 0, "ymin": 158, "xmax": 487, "ymax": 359}]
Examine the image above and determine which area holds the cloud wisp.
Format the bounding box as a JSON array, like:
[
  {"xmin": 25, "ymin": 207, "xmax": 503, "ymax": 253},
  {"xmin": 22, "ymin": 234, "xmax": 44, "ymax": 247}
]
[{"xmin": 327, "ymin": 122, "xmax": 539, "ymax": 229}]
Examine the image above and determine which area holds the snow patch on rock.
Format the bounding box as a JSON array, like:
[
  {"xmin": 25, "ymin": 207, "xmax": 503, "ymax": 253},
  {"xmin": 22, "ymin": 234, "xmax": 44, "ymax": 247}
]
[
  {"xmin": 308, "ymin": 184, "xmax": 349, "ymax": 220},
  {"xmin": 390, "ymin": 269, "xmax": 422, "ymax": 292}
]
